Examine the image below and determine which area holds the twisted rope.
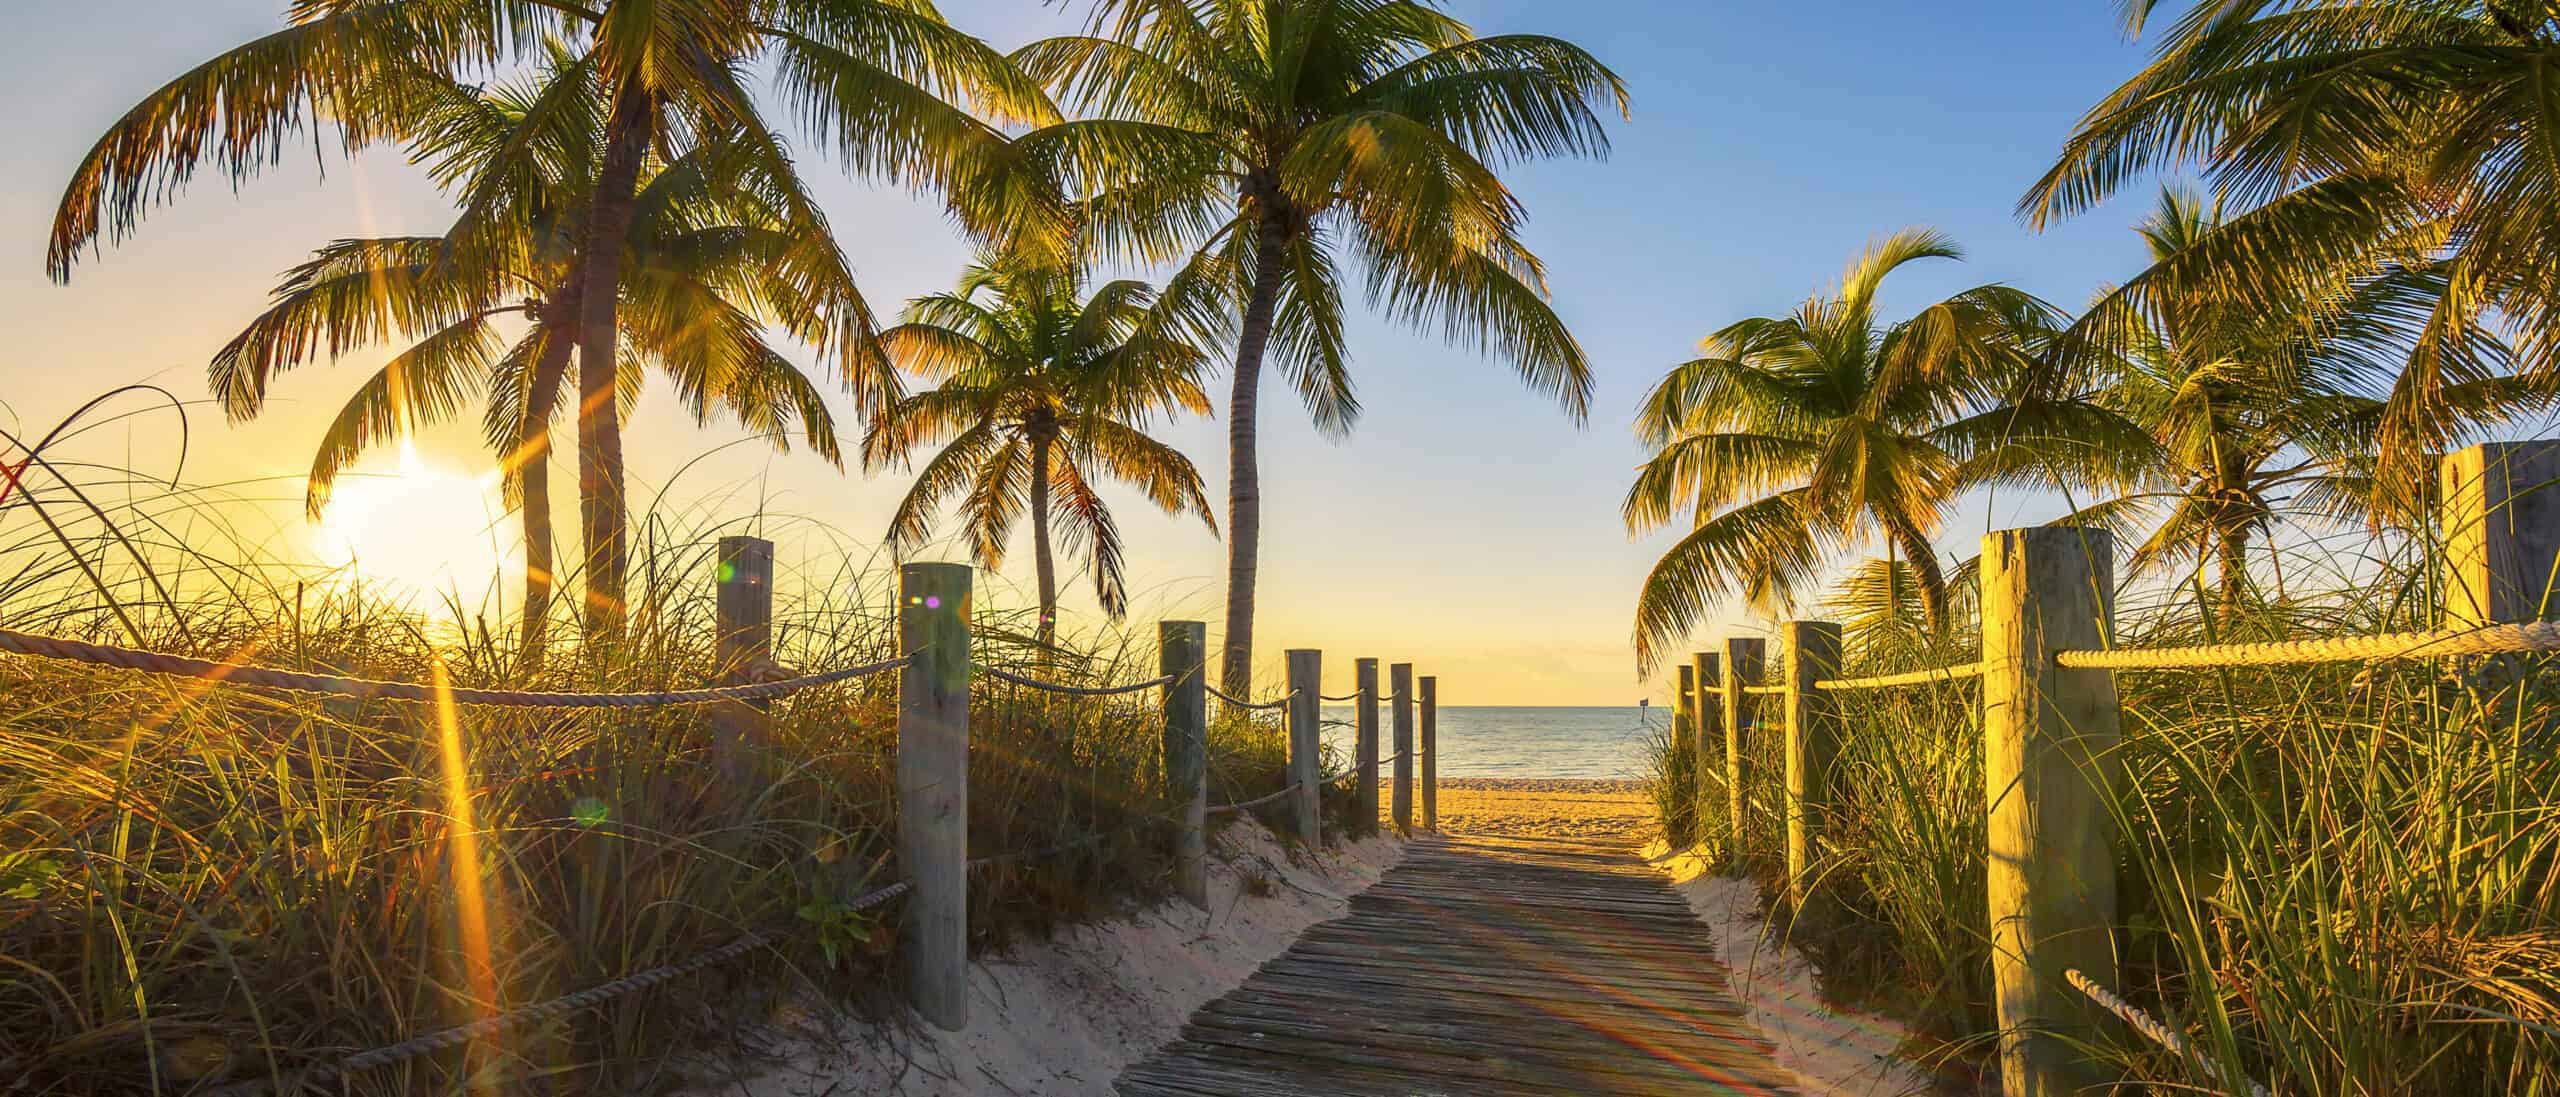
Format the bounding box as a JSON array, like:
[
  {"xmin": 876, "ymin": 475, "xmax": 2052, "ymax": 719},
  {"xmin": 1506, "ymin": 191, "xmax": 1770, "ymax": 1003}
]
[
  {"xmin": 2054, "ymin": 621, "xmax": 2560, "ymax": 670},
  {"xmin": 0, "ymin": 628, "xmax": 911, "ymax": 709},
  {"xmin": 1319, "ymin": 691, "xmax": 1361, "ymax": 702},
  {"xmin": 1208, "ymin": 782, "xmax": 1304, "ymax": 815},
  {"xmin": 980, "ymin": 666, "xmax": 1175, "ymax": 696},
  {"xmin": 203, "ymin": 880, "xmax": 910, "ymax": 1096},
  {"xmin": 1741, "ymin": 683, "xmax": 1786, "ymax": 696},
  {"xmin": 1205, "ymin": 683, "xmax": 1294, "ymax": 710},
  {"xmin": 2065, "ymin": 968, "xmax": 2270, "ymax": 1097},
  {"xmin": 1818, "ymin": 661, "xmax": 1984, "ymax": 691}
]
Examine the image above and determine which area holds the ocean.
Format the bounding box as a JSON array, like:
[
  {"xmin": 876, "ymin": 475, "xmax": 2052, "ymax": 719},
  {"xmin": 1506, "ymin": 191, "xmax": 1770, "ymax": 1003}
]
[{"xmin": 1317, "ymin": 705, "xmax": 1669, "ymax": 781}]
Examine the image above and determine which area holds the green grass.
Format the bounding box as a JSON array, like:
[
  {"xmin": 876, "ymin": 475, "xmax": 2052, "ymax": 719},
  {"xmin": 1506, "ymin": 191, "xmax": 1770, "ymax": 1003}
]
[{"xmin": 1653, "ymin": 542, "xmax": 2560, "ymax": 1094}]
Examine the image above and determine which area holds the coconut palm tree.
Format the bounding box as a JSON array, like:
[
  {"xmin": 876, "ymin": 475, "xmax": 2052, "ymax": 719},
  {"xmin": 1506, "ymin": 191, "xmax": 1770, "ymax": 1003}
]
[
  {"xmin": 2023, "ymin": 0, "xmax": 2560, "ymax": 509},
  {"xmin": 1010, "ymin": 0, "xmax": 1627, "ymax": 696},
  {"xmin": 865, "ymin": 257, "xmax": 1218, "ymax": 646},
  {"xmin": 1623, "ymin": 229, "xmax": 2153, "ymax": 672},
  {"xmin": 211, "ymin": 63, "xmax": 848, "ymax": 655},
  {"xmin": 49, "ymin": 0, "xmax": 1061, "ymax": 635},
  {"xmin": 2062, "ymin": 186, "xmax": 2535, "ymax": 607}
]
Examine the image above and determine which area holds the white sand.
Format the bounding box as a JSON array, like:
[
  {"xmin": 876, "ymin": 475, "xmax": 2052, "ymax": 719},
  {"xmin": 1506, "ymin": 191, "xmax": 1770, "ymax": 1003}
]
[
  {"xmin": 1646, "ymin": 842, "xmax": 1937, "ymax": 1096},
  {"xmin": 694, "ymin": 820, "xmax": 1401, "ymax": 1096}
]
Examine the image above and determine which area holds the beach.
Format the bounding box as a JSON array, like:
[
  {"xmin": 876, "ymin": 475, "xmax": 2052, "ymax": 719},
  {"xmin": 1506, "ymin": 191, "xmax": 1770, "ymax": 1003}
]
[{"xmin": 1406, "ymin": 776, "xmax": 1655, "ymax": 840}]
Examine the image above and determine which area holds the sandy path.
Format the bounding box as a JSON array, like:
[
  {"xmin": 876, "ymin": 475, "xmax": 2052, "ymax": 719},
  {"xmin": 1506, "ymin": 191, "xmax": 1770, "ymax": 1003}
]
[{"xmin": 1397, "ymin": 777, "xmax": 1654, "ymax": 841}]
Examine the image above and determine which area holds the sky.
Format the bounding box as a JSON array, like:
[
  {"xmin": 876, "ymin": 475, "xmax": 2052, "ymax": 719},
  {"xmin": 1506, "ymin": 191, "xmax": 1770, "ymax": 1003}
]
[{"xmin": 0, "ymin": 2, "xmax": 2179, "ymax": 705}]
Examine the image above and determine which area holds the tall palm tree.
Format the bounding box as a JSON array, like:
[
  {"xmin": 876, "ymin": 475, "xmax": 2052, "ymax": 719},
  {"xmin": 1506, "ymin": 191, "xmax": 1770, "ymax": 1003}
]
[
  {"xmin": 211, "ymin": 62, "xmax": 848, "ymax": 654},
  {"xmin": 2064, "ymin": 187, "xmax": 2532, "ymax": 607},
  {"xmin": 1011, "ymin": 0, "xmax": 1628, "ymax": 695},
  {"xmin": 49, "ymin": 0, "xmax": 1061, "ymax": 635},
  {"xmin": 1623, "ymin": 229, "xmax": 2151, "ymax": 672},
  {"xmin": 2023, "ymin": 0, "xmax": 2560, "ymax": 509},
  {"xmin": 865, "ymin": 257, "xmax": 1218, "ymax": 646}
]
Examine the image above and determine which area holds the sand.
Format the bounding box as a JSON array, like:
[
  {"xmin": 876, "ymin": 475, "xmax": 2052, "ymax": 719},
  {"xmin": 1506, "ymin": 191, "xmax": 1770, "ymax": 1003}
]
[
  {"xmin": 690, "ymin": 820, "xmax": 1400, "ymax": 1096},
  {"xmin": 1408, "ymin": 776, "xmax": 1655, "ymax": 840},
  {"xmin": 1648, "ymin": 843, "xmax": 1937, "ymax": 1096}
]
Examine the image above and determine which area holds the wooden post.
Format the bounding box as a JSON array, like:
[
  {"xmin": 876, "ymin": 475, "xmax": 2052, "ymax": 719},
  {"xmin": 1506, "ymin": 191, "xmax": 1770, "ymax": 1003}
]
[
  {"xmin": 1160, "ymin": 621, "xmax": 1208, "ymax": 908},
  {"xmin": 1391, "ymin": 663, "xmax": 1415, "ymax": 835},
  {"xmin": 1419, "ymin": 676, "xmax": 1439, "ymax": 832},
  {"xmin": 1720, "ymin": 637, "xmax": 1765, "ymax": 861},
  {"xmin": 712, "ymin": 536, "xmax": 774, "ymax": 786},
  {"xmin": 1692, "ymin": 651, "xmax": 1721, "ymax": 853},
  {"xmin": 1355, "ymin": 658, "xmax": 1381, "ymax": 837},
  {"xmin": 1982, "ymin": 526, "xmax": 2122, "ymax": 1097},
  {"xmin": 1285, "ymin": 650, "xmax": 1324, "ymax": 848},
  {"xmin": 1779, "ymin": 621, "xmax": 1842, "ymax": 909},
  {"xmin": 2441, "ymin": 441, "xmax": 2560, "ymax": 627},
  {"xmin": 897, "ymin": 562, "xmax": 971, "ymax": 1030},
  {"xmin": 1674, "ymin": 662, "xmax": 1697, "ymax": 839}
]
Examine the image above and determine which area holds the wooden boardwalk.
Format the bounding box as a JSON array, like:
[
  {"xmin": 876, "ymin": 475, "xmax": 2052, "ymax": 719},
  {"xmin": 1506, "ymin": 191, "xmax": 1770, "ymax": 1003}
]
[{"xmin": 1116, "ymin": 832, "xmax": 1801, "ymax": 1095}]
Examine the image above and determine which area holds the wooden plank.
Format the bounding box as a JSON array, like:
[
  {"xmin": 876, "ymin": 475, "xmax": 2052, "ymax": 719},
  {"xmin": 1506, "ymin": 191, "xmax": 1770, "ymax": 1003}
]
[{"xmin": 1114, "ymin": 829, "xmax": 1800, "ymax": 1095}]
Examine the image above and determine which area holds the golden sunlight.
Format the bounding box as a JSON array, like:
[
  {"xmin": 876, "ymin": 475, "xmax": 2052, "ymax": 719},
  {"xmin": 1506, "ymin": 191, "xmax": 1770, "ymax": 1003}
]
[{"xmin": 308, "ymin": 440, "xmax": 511, "ymax": 600}]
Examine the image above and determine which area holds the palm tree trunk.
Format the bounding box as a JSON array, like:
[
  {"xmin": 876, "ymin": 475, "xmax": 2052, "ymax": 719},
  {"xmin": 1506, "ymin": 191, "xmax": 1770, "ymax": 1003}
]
[
  {"xmin": 573, "ymin": 80, "xmax": 652, "ymax": 641},
  {"xmin": 1221, "ymin": 215, "xmax": 1290, "ymax": 700},
  {"xmin": 516, "ymin": 319, "xmax": 575, "ymax": 665},
  {"xmin": 1029, "ymin": 428, "xmax": 1058, "ymax": 649},
  {"xmin": 1879, "ymin": 510, "xmax": 1950, "ymax": 634},
  {"xmin": 2218, "ymin": 526, "xmax": 2250, "ymax": 609}
]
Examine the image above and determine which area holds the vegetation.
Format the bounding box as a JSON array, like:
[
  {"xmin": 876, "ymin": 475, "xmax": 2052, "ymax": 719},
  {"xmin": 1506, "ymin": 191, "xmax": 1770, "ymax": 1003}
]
[
  {"xmin": 1623, "ymin": 228, "xmax": 2148, "ymax": 669},
  {"xmin": 214, "ymin": 58, "xmax": 850, "ymax": 656},
  {"xmin": 0, "ymin": 401, "xmax": 1317, "ymax": 1092},
  {"xmin": 865, "ymin": 256, "xmax": 1218, "ymax": 647},
  {"xmin": 48, "ymin": 0, "xmax": 1056, "ymax": 635},
  {"xmin": 1012, "ymin": 0, "xmax": 1627, "ymax": 696}
]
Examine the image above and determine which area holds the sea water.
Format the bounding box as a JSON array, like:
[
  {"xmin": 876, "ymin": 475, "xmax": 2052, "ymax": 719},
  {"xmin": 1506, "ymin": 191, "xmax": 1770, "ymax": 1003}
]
[{"xmin": 1316, "ymin": 705, "xmax": 1668, "ymax": 781}]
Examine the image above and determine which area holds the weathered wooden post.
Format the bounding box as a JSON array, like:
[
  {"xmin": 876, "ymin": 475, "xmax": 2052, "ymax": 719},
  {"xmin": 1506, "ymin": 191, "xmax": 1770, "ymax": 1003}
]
[
  {"xmin": 2441, "ymin": 441, "xmax": 2560, "ymax": 628},
  {"xmin": 897, "ymin": 562, "xmax": 971, "ymax": 1030},
  {"xmin": 1391, "ymin": 663, "xmax": 1415, "ymax": 835},
  {"xmin": 1692, "ymin": 651, "xmax": 1722, "ymax": 852},
  {"xmin": 1286, "ymin": 649, "xmax": 1324, "ymax": 847},
  {"xmin": 712, "ymin": 536, "xmax": 774, "ymax": 785},
  {"xmin": 1161, "ymin": 621, "xmax": 1209, "ymax": 907},
  {"xmin": 1982, "ymin": 526, "xmax": 2122, "ymax": 1097},
  {"xmin": 1674, "ymin": 662, "xmax": 1697, "ymax": 840},
  {"xmin": 1720, "ymin": 637, "xmax": 1765, "ymax": 861},
  {"xmin": 1419, "ymin": 676, "xmax": 1439, "ymax": 832},
  {"xmin": 1779, "ymin": 621, "xmax": 1842, "ymax": 909},
  {"xmin": 1355, "ymin": 658, "xmax": 1381, "ymax": 836}
]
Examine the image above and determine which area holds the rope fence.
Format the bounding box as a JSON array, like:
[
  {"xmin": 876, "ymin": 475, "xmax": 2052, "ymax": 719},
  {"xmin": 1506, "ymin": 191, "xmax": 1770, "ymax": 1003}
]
[
  {"xmin": 1208, "ymin": 782, "xmax": 1305, "ymax": 815},
  {"xmin": 1319, "ymin": 691, "xmax": 1361, "ymax": 702},
  {"xmin": 1206, "ymin": 683, "xmax": 1295, "ymax": 710},
  {"xmin": 2065, "ymin": 968, "xmax": 2270, "ymax": 1097},
  {"xmin": 1818, "ymin": 661, "xmax": 1983, "ymax": 691},
  {"xmin": 980, "ymin": 665, "xmax": 1176, "ymax": 696},
  {"xmin": 0, "ymin": 627, "xmax": 913, "ymax": 708},
  {"xmin": 2054, "ymin": 621, "xmax": 2560, "ymax": 670}
]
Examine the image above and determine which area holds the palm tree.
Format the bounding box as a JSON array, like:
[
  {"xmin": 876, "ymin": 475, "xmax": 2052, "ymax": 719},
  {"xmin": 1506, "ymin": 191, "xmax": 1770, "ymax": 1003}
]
[
  {"xmin": 49, "ymin": 1, "xmax": 1060, "ymax": 635},
  {"xmin": 1622, "ymin": 229, "xmax": 2152, "ymax": 672},
  {"xmin": 865, "ymin": 257, "xmax": 1218, "ymax": 646},
  {"xmin": 1011, "ymin": 0, "xmax": 1627, "ymax": 696},
  {"xmin": 211, "ymin": 63, "xmax": 848, "ymax": 654},
  {"xmin": 2065, "ymin": 186, "xmax": 2534, "ymax": 607},
  {"xmin": 2023, "ymin": 0, "xmax": 2560, "ymax": 509}
]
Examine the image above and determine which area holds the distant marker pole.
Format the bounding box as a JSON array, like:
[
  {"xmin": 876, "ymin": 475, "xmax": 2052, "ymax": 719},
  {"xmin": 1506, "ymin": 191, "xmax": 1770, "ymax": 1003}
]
[
  {"xmin": 1355, "ymin": 658, "xmax": 1381, "ymax": 837},
  {"xmin": 1391, "ymin": 663, "xmax": 1415, "ymax": 835},
  {"xmin": 1419, "ymin": 675, "xmax": 1439, "ymax": 832}
]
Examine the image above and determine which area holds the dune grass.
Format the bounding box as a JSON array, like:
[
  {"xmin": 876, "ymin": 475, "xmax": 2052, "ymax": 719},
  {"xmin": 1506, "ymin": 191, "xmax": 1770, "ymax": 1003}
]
[
  {"xmin": 1652, "ymin": 540, "xmax": 2560, "ymax": 1093},
  {"xmin": 0, "ymin": 404, "xmax": 1306, "ymax": 1093}
]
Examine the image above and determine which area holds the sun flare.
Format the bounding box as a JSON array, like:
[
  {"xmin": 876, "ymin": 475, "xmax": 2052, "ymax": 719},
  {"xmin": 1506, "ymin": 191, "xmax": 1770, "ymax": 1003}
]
[{"xmin": 309, "ymin": 441, "xmax": 510, "ymax": 599}]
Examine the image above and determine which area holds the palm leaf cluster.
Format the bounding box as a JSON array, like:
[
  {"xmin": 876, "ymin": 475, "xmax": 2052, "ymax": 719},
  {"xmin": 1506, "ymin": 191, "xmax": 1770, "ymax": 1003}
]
[
  {"xmin": 1624, "ymin": 230, "xmax": 2152, "ymax": 671},
  {"xmin": 1009, "ymin": 0, "xmax": 1629, "ymax": 692},
  {"xmin": 865, "ymin": 258, "xmax": 1217, "ymax": 642}
]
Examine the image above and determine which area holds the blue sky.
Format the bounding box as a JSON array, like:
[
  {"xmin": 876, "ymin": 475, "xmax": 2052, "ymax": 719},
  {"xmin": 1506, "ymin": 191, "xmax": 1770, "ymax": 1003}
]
[{"xmin": 0, "ymin": 2, "xmax": 2174, "ymax": 703}]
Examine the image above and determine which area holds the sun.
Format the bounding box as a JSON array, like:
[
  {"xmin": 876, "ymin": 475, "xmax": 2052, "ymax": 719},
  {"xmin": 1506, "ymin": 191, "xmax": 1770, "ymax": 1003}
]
[{"xmin": 309, "ymin": 441, "xmax": 511, "ymax": 601}]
